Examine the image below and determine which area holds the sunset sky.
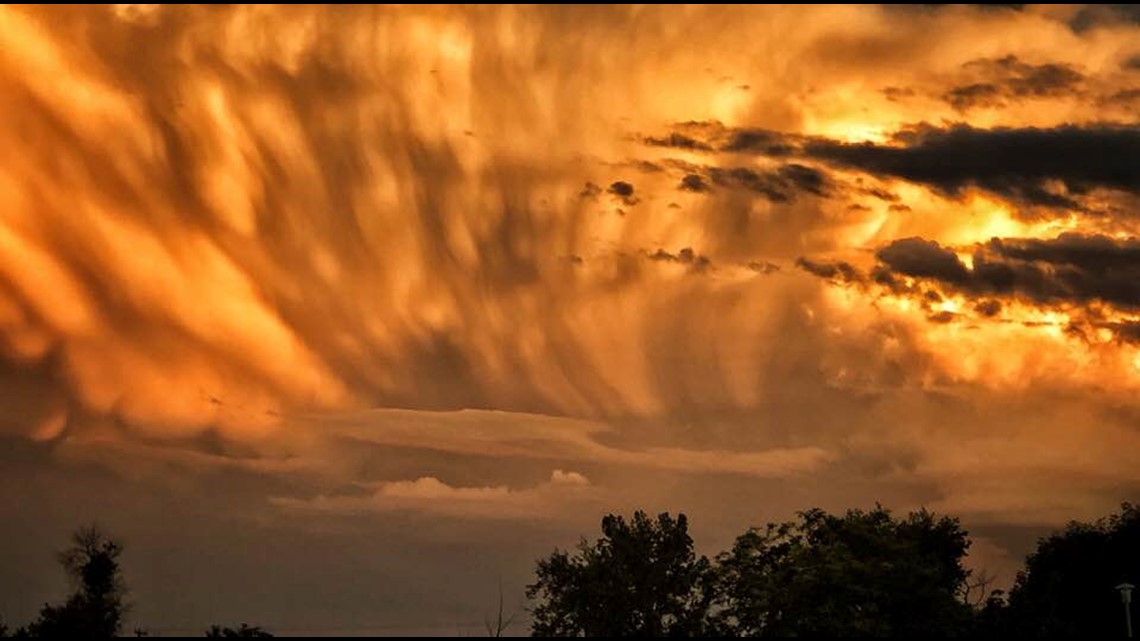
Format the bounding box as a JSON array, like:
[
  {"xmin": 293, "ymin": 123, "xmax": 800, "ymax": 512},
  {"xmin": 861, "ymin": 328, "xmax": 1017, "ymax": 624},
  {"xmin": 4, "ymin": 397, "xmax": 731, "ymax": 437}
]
[{"xmin": 2, "ymin": 3, "xmax": 1140, "ymax": 635}]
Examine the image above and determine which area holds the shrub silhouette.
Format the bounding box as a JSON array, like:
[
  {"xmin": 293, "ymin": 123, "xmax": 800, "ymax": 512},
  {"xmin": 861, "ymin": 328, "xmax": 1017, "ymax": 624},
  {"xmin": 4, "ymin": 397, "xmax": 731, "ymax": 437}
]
[{"xmin": 205, "ymin": 623, "xmax": 274, "ymax": 637}]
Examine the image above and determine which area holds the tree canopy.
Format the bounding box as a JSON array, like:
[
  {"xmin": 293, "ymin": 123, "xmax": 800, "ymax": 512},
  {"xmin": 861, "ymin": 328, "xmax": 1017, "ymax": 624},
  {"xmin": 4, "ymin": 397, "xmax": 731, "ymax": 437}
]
[
  {"xmin": 526, "ymin": 511, "xmax": 716, "ymax": 637},
  {"xmin": 714, "ymin": 506, "xmax": 975, "ymax": 637},
  {"xmin": 997, "ymin": 502, "xmax": 1140, "ymax": 637},
  {"xmin": 527, "ymin": 506, "xmax": 987, "ymax": 637}
]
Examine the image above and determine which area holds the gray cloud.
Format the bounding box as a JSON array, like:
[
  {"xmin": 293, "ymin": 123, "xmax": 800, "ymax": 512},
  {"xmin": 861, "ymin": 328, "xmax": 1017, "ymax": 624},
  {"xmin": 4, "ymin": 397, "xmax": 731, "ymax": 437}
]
[{"xmin": 944, "ymin": 56, "xmax": 1085, "ymax": 111}]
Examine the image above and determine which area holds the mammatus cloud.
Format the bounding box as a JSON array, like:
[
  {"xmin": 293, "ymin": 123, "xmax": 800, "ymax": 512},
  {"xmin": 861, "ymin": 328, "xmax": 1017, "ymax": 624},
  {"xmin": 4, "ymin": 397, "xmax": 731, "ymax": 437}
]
[{"xmin": 5, "ymin": 4, "xmax": 1140, "ymax": 445}]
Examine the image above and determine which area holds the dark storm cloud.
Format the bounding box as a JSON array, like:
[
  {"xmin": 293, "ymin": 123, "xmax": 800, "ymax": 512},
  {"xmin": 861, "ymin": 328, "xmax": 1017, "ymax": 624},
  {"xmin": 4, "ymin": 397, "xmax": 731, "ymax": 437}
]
[
  {"xmin": 872, "ymin": 234, "xmax": 1140, "ymax": 310},
  {"xmin": 944, "ymin": 56, "xmax": 1085, "ymax": 111},
  {"xmin": 868, "ymin": 264, "xmax": 917, "ymax": 295},
  {"xmin": 608, "ymin": 181, "xmax": 635, "ymax": 197},
  {"xmin": 642, "ymin": 121, "xmax": 799, "ymax": 157},
  {"xmin": 804, "ymin": 234, "xmax": 1140, "ymax": 341},
  {"xmin": 974, "ymin": 299, "xmax": 1003, "ymax": 317},
  {"xmin": 608, "ymin": 181, "xmax": 638, "ymax": 205},
  {"xmin": 633, "ymin": 160, "xmax": 664, "ymax": 173},
  {"xmin": 643, "ymin": 132, "xmax": 713, "ymax": 151},
  {"xmin": 747, "ymin": 261, "xmax": 780, "ymax": 274},
  {"xmin": 579, "ymin": 182, "xmax": 602, "ymax": 199},
  {"xmin": 876, "ymin": 237, "xmax": 971, "ymax": 285},
  {"xmin": 778, "ymin": 164, "xmax": 831, "ymax": 196},
  {"xmin": 646, "ymin": 121, "xmax": 1138, "ymax": 211},
  {"xmin": 1102, "ymin": 88, "xmax": 1140, "ymax": 105},
  {"xmin": 804, "ymin": 124, "xmax": 1140, "ymax": 209},
  {"xmin": 991, "ymin": 234, "xmax": 1140, "ymax": 272},
  {"xmin": 646, "ymin": 152, "xmax": 833, "ymax": 202},
  {"xmin": 795, "ymin": 257, "xmax": 862, "ymax": 283},
  {"xmin": 701, "ymin": 164, "xmax": 832, "ymax": 202},
  {"xmin": 679, "ymin": 174, "xmax": 709, "ymax": 192},
  {"xmin": 1068, "ymin": 4, "xmax": 1140, "ymax": 32},
  {"xmin": 864, "ymin": 187, "xmax": 900, "ymax": 202},
  {"xmin": 888, "ymin": 4, "xmax": 1025, "ymax": 14},
  {"xmin": 943, "ymin": 83, "xmax": 1004, "ymax": 110},
  {"xmin": 706, "ymin": 167, "xmax": 792, "ymax": 202},
  {"xmin": 722, "ymin": 128, "xmax": 797, "ymax": 156},
  {"xmin": 647, "ymin": 247, "xmax": 712, "ymax": 272},
  {"xmin": 1101, "ymin": 321, "xmax": 1140, "ymax": 344},
  {"xmin": 882, "ymin": 87, "xmax": 916, "ymax": 102}
]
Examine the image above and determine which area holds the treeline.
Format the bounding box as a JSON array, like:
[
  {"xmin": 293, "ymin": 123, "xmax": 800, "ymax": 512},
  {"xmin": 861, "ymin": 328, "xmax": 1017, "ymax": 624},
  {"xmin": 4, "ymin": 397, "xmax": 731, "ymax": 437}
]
[
  {"xmin": 528, "ymin": 503, "xmax": 1140, "ymax": 637},
  {"xmin": 1, "ymin": 503, "xmax": 1137, "ymax": 637}
]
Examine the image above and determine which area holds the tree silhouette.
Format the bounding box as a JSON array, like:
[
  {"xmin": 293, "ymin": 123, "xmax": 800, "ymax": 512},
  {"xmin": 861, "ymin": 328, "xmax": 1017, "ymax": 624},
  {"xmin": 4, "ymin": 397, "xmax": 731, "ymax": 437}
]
[
  {"xmin": 205, "ymin": 623, "xmax": 273, "ymax": 637},
  {"xmin": 24, "ymin": 525, "xmax": 127, "ymax": 638},
  {"xmin": 997, "ymin": 502, "xmax": 1140, "ymax": 636},
  {"xmin": 526, "ymin": 511, "xmax": 715, "ymax": 637},
  {"xmin": 714, "ymin": 506, "xmax": 975, "ymax": 636},
  {"xmin": 483, "ymin": 580, "xmax": 519, "ymax": 637}
]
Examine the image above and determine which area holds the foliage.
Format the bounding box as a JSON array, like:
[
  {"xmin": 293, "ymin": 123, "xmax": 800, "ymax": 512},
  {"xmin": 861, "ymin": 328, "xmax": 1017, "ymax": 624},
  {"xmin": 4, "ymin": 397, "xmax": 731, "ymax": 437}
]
[
  {"xmin": 999, "ymin": 502, "xmax": 1140, "ymax": 637},
  {"xmin": 714, "ymin": 506, "xmax": 975, "ymax": 637},
  {"xmin": 526, "ymin": 511, "xmax": 716, "ymax": 637}
]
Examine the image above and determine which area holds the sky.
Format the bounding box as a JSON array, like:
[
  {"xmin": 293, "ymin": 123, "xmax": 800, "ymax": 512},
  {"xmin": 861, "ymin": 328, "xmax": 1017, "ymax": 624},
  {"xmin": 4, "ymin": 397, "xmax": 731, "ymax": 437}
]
[{"xmin": 1, "ymin": 3, "xmax": 1140, "ymax": 635}]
